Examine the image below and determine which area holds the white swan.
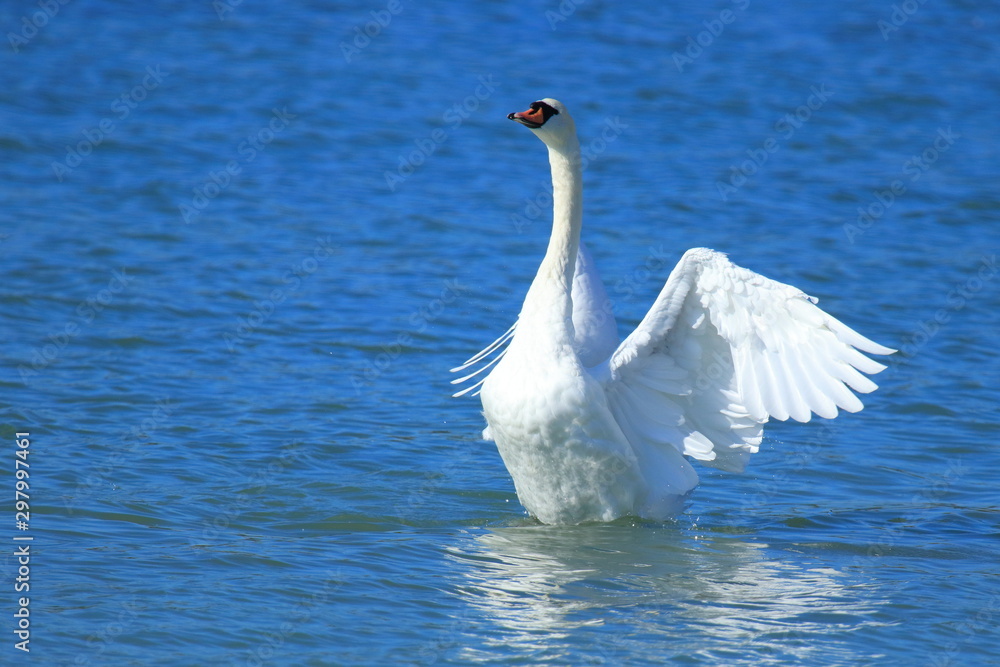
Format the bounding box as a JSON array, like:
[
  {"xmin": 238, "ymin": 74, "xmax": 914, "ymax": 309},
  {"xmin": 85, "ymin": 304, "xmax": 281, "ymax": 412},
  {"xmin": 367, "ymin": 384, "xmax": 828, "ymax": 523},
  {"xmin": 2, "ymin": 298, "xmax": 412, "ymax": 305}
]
[{"xmin": 452, "ymin": 99, "xmax": 894, "ymax": 525}]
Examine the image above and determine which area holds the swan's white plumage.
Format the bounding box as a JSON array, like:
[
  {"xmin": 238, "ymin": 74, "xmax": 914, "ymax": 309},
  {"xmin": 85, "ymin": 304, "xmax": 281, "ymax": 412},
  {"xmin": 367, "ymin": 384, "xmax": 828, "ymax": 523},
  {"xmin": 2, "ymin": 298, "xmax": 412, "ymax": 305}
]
[
  {"xmin": 604, "ymin": 247, "xmax": 894, "ymax": 476},
  {"xmin": 570, "ymin": 242, "xmax": 618, "ymax": 368},
  {"xmin": 453, "ymin": 98, "xmax": 894, "ymax": 525}
]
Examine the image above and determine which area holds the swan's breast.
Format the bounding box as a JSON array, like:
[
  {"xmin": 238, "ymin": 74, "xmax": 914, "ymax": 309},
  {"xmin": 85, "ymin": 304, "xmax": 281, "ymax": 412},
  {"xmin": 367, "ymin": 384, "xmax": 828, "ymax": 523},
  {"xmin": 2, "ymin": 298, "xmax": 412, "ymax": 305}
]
[{"xmin": 480, "ymin": 354, "xmax": 644, "ymax": 524}]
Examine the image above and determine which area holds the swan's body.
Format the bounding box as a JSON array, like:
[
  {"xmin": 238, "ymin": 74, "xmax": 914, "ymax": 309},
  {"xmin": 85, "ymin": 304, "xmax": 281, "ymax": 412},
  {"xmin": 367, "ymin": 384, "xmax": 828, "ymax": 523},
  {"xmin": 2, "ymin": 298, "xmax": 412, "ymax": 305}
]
[{"xmin": 452, "ymin": 99, "xmax": 894, "ymax": 525}]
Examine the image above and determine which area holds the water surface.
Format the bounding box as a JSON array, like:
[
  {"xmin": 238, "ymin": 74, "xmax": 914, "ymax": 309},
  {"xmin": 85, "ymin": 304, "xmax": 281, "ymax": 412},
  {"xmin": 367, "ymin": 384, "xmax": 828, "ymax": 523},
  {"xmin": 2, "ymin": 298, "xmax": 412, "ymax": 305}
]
[{"xmin": 1, "ymin": 1, "xmax": 998, "ymax": 664}]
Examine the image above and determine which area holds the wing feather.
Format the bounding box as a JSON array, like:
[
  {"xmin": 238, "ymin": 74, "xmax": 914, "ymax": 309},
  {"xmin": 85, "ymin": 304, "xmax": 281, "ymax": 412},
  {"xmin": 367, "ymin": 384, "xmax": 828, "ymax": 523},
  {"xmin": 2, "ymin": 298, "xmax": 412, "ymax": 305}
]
[{"xmin": 600, "ymin": 247, "xmax": 894, "ymax": 473}]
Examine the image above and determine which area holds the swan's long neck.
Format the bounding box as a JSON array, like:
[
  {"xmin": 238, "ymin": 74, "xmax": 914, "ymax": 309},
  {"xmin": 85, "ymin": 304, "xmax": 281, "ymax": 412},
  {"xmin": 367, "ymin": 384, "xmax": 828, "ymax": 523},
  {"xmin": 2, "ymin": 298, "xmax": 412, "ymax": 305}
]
[{"xmin": 518, "ymin": 138, "xmax": 583, "ymax": 342}]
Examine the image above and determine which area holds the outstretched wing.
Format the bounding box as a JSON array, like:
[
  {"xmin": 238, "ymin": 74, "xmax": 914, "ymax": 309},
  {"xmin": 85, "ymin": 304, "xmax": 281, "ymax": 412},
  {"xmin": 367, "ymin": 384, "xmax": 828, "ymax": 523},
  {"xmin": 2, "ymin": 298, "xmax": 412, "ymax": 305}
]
[{"xmin": 601, "ymin": 247, "xmax": 894, "ymax": 473}]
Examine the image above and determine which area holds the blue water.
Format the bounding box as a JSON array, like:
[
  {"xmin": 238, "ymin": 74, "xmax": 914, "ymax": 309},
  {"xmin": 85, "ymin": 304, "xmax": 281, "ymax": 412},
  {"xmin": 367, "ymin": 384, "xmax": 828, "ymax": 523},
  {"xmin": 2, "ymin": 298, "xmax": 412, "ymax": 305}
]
[{"xmin": 2, "ymin": 1, "xmax": 999, "ymax": 664}]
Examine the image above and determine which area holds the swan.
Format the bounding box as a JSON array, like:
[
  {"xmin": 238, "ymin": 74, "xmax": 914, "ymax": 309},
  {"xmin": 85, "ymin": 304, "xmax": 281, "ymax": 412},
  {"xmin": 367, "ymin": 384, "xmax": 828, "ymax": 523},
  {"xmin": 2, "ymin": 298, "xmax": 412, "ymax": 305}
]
[{"xmin": 452, "ymin": 98, "xmax": 894, "ymax": 525}]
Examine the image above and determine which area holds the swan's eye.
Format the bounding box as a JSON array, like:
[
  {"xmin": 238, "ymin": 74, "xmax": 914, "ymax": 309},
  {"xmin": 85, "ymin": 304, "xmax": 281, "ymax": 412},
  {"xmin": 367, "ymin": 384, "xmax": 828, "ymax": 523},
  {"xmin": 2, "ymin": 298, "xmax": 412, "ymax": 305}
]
[{"xmin": 534, "ymin": 101, "xmax": 559, "ymax": 121}]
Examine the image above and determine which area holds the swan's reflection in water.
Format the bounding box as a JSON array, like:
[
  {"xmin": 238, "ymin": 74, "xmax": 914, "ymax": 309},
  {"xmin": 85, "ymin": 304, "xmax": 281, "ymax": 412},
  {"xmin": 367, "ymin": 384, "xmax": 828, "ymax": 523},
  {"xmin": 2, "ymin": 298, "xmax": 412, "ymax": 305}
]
[{"xmin": 442, "ymin": 523, "xmax": 884, "ymax": 664}]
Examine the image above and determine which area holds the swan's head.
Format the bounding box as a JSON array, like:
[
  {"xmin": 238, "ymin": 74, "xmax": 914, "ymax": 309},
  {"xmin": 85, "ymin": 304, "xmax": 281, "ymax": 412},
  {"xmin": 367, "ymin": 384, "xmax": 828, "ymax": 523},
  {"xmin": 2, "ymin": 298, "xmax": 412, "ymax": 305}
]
[{"xmin": 507, "ymin": 98, "xmax": 577, "ymax": 150}]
